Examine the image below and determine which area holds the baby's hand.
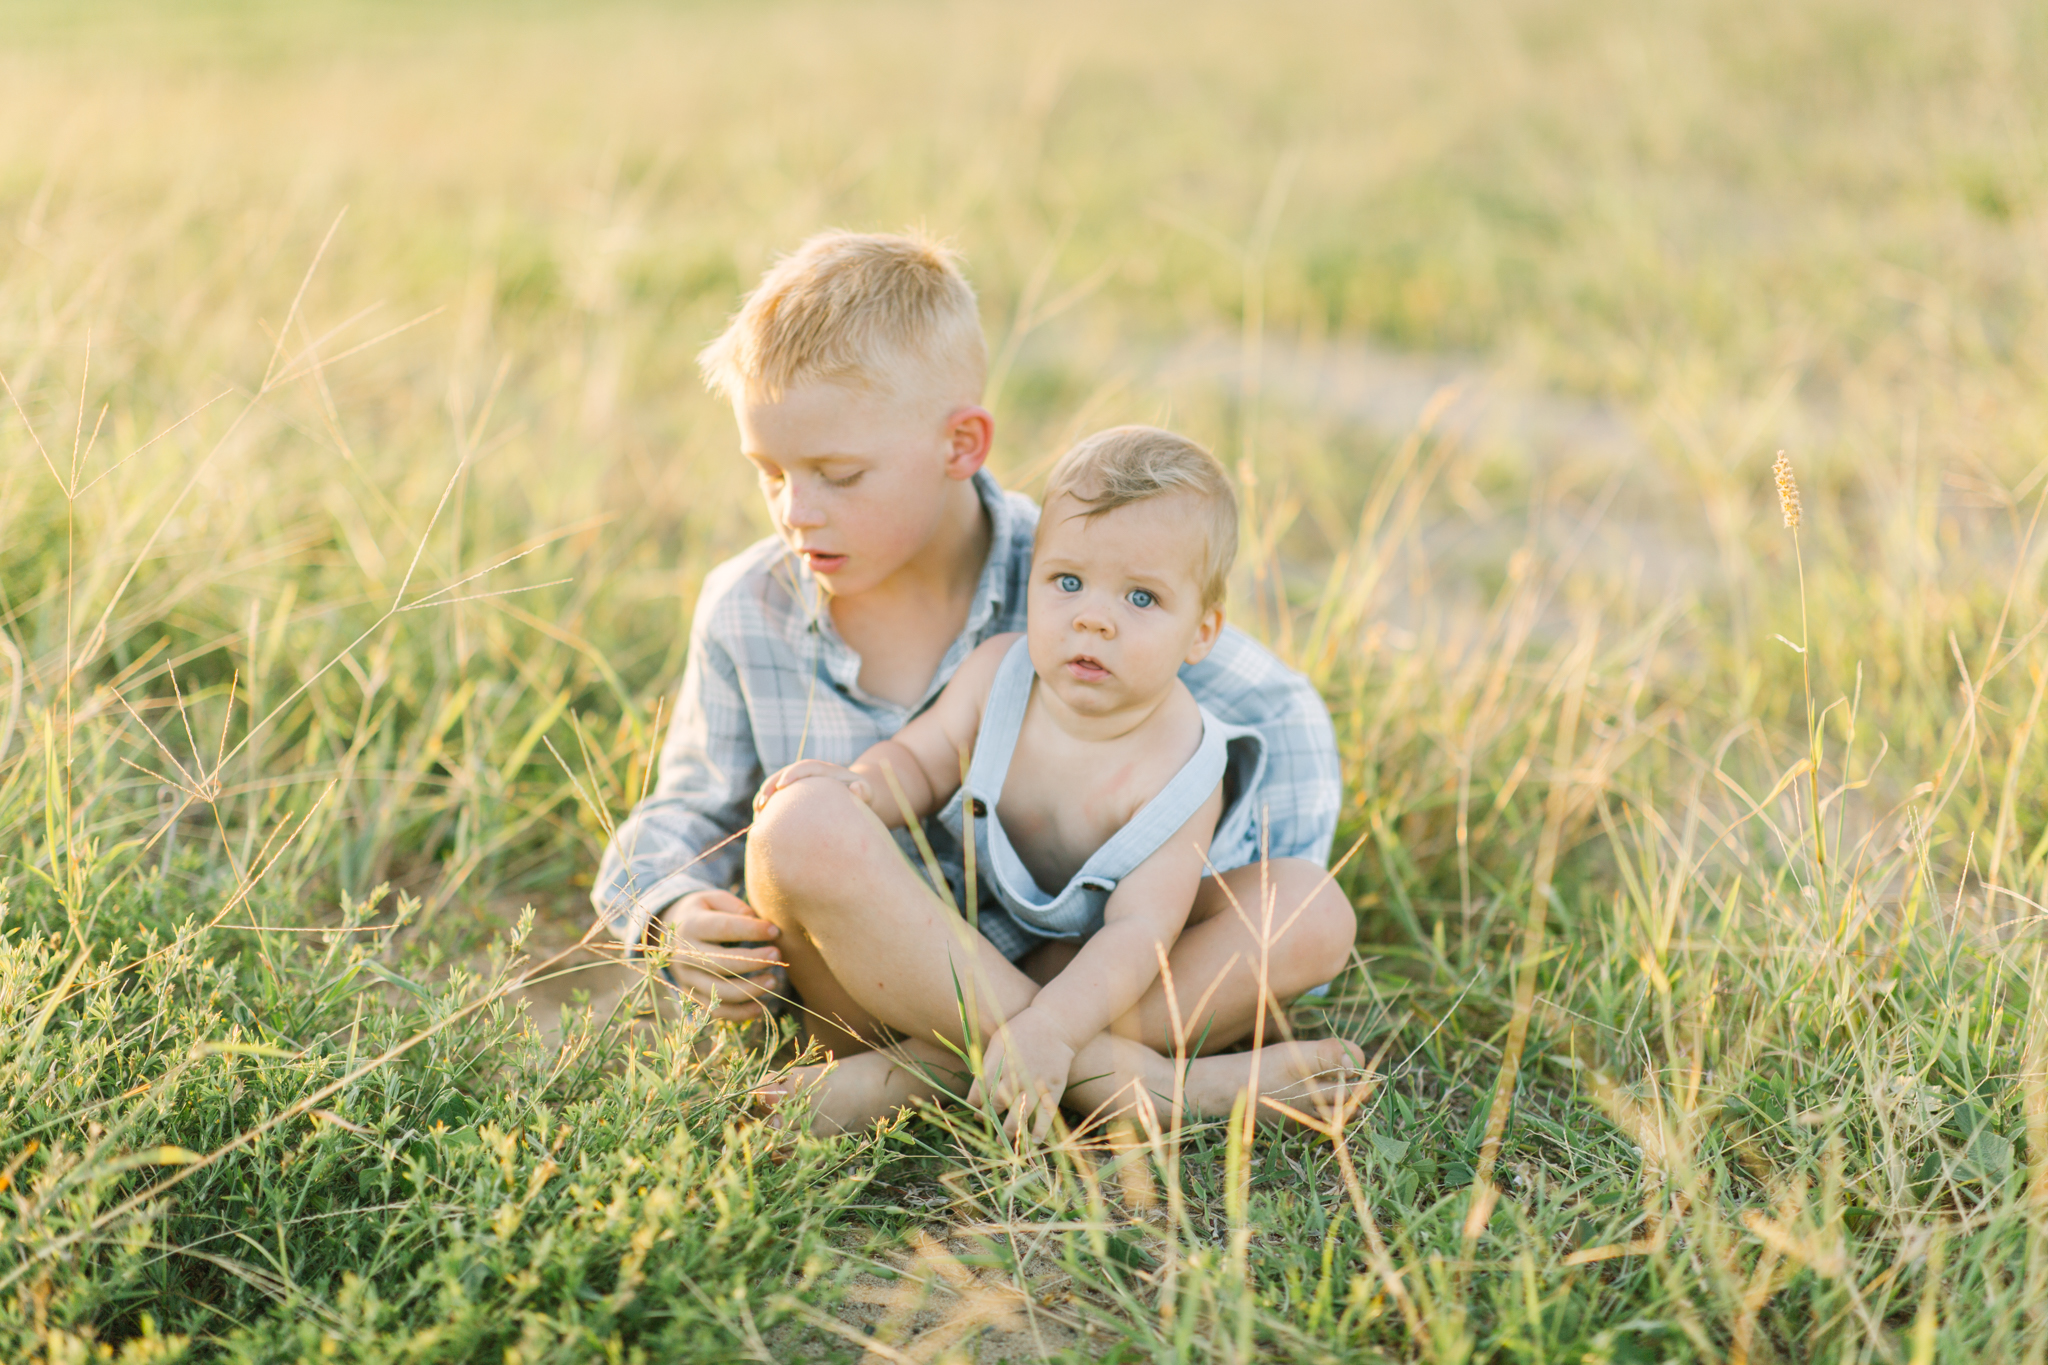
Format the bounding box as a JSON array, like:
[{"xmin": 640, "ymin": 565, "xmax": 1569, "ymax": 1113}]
[
  {"xmin": 754, "ymin": 760, "xmax": 871, "ymax": 812},
  {"xmin": 968, "ymin": 1007, "xmax": 1075, "ymax": 1145}
]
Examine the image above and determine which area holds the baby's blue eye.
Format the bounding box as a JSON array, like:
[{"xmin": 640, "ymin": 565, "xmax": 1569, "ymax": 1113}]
[
  {"xmin": 1056, "ymin": 574, "xmax": 1082, "ymax": 593},
  {"xmin": 1127, "ymin": 588, "xmax": 1157, "ymax": 609}
]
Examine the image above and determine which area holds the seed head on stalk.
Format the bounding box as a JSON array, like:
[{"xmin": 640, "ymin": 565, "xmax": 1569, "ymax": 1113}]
[{"xmin": 1774, "ymin": 450, "xmax": 1802, "ymax": 530}]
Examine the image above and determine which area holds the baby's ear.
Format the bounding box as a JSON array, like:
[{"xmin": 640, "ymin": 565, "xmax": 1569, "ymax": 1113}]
[{"xmin": 1184, "ymin": 603, "xmax": 1226, "ymax": 665}]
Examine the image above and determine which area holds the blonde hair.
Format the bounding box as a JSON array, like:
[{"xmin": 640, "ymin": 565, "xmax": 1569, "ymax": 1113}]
[
  {"xmin": 698, "ymin": 229, "xmax": 987, "ymax": 406},
  {"xmin": 1041, "ymin": 426, "xmax": 1239, "ymax": 609}
]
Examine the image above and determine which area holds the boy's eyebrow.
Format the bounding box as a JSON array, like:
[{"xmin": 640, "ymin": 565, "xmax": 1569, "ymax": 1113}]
[{"xmin": 742, "ymin": 449, "xmax": 865, "ymax": 466}]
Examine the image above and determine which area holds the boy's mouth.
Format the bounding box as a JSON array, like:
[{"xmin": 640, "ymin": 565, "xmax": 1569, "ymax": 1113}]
[
  {"xmin": 799, "ymin": 550, "xmax": 847, "ymax": 575},
  {"xmin": 1065, "ymin": 654, "xmax": 1111, "ymax": 682}
]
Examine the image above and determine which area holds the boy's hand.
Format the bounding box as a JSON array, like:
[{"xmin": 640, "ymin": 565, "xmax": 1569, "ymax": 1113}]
[
  {"xmin": 967, "ymin": 1007, "xmax": 1075, "ymax": 1145},
  {"xmin": 754, "ymin": 760, "xmax": 871, "ymax": 812},
  {"xmin": 652, "ymin": 890, "xmax": 785, "ymax": 1022}
]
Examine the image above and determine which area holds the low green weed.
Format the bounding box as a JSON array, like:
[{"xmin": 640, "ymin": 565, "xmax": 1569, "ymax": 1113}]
[{"xmin": 0, "ymin": 860, "xmax": 870, "ymax": 1362}]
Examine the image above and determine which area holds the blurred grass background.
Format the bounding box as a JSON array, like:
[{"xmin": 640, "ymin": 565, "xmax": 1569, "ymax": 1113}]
[{"xmin": 5, "ymin": 0, "xmax": 2048, "ymax": 1360}]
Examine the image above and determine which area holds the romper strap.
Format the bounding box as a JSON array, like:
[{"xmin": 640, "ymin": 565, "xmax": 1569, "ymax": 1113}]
[
  {"xmin": 962, "ymin": 638, "xmax": 1036, "ymax": 810},
  {"xmin": 1072, "ymin": 714, "xmax": 1229, "ymax": 887}
]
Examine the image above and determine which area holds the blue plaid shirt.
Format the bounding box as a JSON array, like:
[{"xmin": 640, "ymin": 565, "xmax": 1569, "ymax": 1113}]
[{"xmin": 593, "ymin": 470, "xmax": 1342, "ymax": 948}]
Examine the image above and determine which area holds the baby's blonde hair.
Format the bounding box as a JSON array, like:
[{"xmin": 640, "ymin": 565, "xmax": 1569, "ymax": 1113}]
[
  {"xmin": 698, "ymin": 230, "xmax": 986, "ymax": 407},
  {"xmin": 1042, "ymin": 426, "xmax": 1239, "ymax": 609}
]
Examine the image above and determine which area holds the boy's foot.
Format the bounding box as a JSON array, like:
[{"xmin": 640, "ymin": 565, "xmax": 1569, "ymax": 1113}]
[
  {"xmin": 751, "ymin": 1045, "xmax": 956, "ymax": 1135},
  {"xmin": 1181, "ymin": 1037, "xmax": 1371, "ymax": 1124}
]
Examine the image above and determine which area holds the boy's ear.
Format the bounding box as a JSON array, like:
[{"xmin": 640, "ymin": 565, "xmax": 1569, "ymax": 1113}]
[
  {"xmin": 942, "ymin": 406, "xmax": 994, "ymax": 481},
  {"xmin": 1184, "ymin": 604, "xmax": 1226, "ymax": 666}
]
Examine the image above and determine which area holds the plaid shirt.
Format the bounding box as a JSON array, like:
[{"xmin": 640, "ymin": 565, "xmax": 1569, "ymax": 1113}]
[{"xmin": 593, "ymin": 470, "xmax": 1343, "ymax": 949}]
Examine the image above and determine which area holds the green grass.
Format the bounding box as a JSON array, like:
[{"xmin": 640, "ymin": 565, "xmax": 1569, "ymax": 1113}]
[{"xmin": 6, "ymin": 0, "xmax": 2048, "ymax": 1359}]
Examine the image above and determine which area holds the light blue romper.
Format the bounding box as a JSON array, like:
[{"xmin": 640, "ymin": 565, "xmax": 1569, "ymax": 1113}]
[{"xmin": 934, "ymin": 638, "xmax": 1268, "ymax": 962}]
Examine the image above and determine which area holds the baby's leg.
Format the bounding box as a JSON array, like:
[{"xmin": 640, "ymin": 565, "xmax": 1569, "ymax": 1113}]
[
  {"xmin": 1063, "ymin": 1034, "xmax": 1369, "ymax": 1129},
  {"xmin": 1143, "ymin": 858, "xmax": 1357, "ymax": 1051},
  {"xmin": 1023, "ymin": 858, "xmax": 1363, "ymax": 1127},
  {"xmin": 747, "ymin": 775, "xmax": 1042, "ymax": 1051},
  {"xmin": 760, "ymin": 1027, "xmax": 1365, "ymax": 1134},
  {"xmin": 755, "ymin": 1036, "xmax": 971, "ymax": 1135},
  {"xmin": 1024, "ymin": 857, "xmax": 1356, "ymax": 1058},
  {"xmin": 750, "ymin": 785, "xmax": 1357, "ymax": 1132}
]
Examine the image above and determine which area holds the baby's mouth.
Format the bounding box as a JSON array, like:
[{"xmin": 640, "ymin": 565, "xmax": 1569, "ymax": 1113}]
[{"xmin": 1065, "ymin": 655, "xmax": 1111, "ymax": 682}]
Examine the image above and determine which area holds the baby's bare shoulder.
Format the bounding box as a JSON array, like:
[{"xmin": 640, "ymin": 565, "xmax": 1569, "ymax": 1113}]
[
  {"xmin": 929, "ymin": 633, "xmax": 1021, "ymax": 725},
  {"xmin": 964, "ymin": 632, "xmax": 1022, "ymax": 672},
  {"xmin": 957, "ymin": 633, "xmax": 1019, "ymax": 693}
]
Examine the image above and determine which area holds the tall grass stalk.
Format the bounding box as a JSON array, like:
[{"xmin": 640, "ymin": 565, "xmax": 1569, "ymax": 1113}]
[{"xmin": 1775, "ymin": 451, "xmax": 1830, "ymax": 916}]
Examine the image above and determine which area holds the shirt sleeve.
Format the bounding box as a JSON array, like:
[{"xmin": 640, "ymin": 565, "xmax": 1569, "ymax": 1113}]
[
  {"xmin": 1182, "ymin": 629, "xmax": 1343, "ymax": 867},
  {"xmin": 1249, "ymin": 667, "xmax": 1343, "ymax": 866},
  {"xmin": 591, "ymin": 607, "xmax": 761, "ymax": 949}
]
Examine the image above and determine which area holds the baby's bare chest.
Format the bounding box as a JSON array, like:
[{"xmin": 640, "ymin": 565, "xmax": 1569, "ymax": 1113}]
[{"xmin": 992, "ymin": 738, "xmax": 1163, "ymax": 893}]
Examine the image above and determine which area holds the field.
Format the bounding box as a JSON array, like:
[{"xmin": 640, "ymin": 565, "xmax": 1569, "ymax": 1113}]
[{"xmin": 5, "ymin": 0, "xmax": 2048, "ymax": 1359}]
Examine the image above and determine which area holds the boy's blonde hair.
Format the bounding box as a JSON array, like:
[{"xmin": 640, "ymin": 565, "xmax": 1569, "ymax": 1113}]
[
  {"xmin": 1042, "ymin": 426, "xmax": 1239, "ymax": 609},
  {"xmin": 698, "ymin": 230, "xmax": 987, "ymax": 407}
]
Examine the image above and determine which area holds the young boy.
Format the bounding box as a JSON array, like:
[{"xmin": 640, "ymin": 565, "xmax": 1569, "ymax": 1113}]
[{"xmin": 594, "ymin": 230, "xmax": 1359, "ymax": 1132}]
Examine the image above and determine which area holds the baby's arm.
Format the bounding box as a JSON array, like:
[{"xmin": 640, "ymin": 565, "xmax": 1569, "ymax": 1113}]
[
  {"xmin": 754, "ymin": 635, "xmax": 1015, "ymax": 827},
  {"xmin": 971, "ymin": 781, "xmax": 1225, "ymax": 1139}
]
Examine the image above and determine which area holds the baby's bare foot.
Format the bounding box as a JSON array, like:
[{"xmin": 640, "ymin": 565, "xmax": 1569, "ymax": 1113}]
[
  {"xmin": 751, "ymin": 1048, "xmax": 947, "ymax": 1135},
  {"xmin": 1256, "ymin": 1037, "xmax": 1373, "ymax": 1124},
  {"xmin": 1180, "ymin": 1037, "xmax": 1370, "ymax": 1124}
]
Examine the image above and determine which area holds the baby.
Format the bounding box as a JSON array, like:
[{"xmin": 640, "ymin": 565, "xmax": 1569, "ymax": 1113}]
[{"xmin": 756, "ymin": 425, "xmax": 1272, "ymax": 1137}]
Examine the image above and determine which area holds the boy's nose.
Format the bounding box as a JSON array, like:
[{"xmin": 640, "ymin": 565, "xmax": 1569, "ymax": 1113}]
[{"xmin": 780, "ymin": 486, "xmax": 826, "ymax": 528}]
